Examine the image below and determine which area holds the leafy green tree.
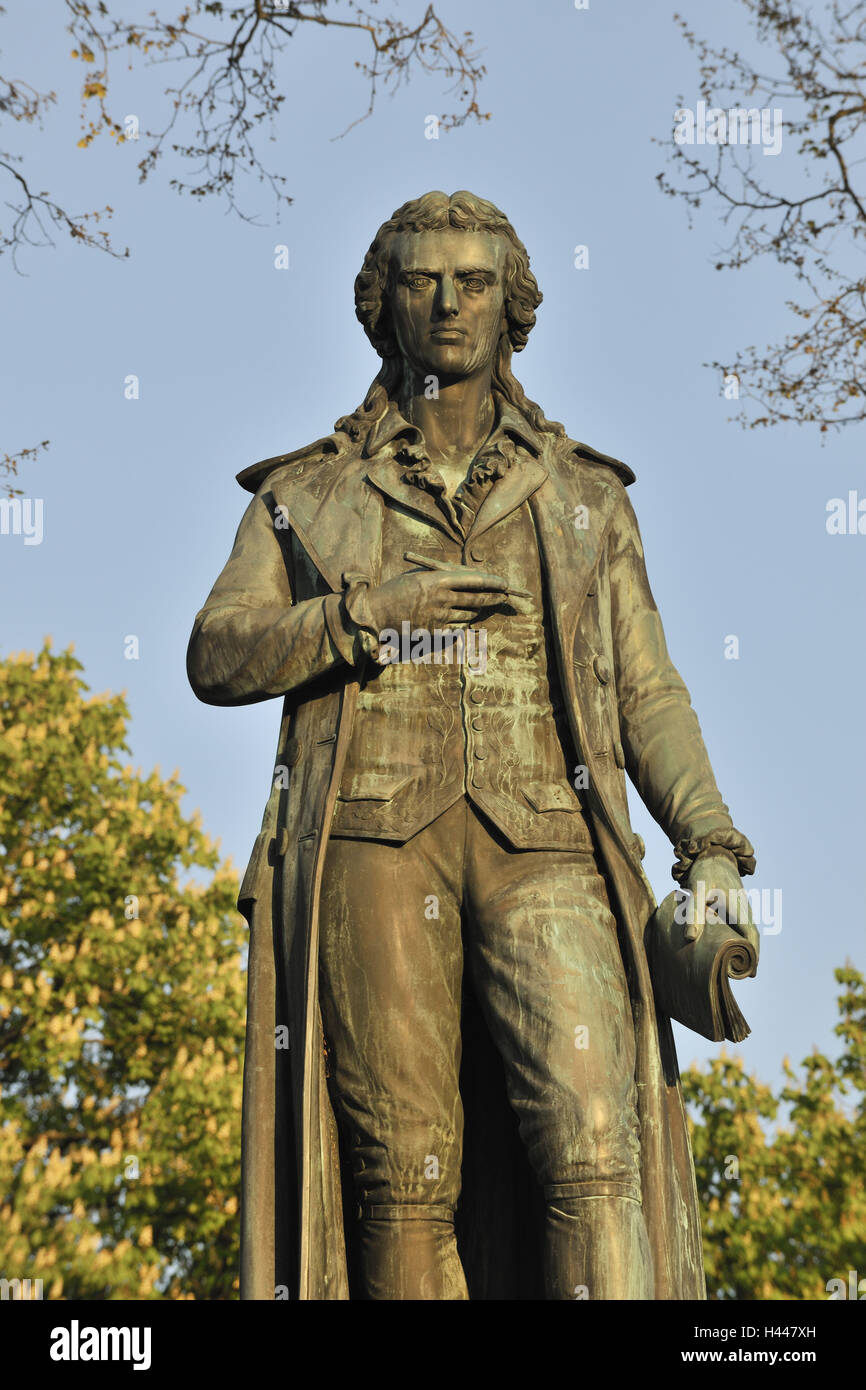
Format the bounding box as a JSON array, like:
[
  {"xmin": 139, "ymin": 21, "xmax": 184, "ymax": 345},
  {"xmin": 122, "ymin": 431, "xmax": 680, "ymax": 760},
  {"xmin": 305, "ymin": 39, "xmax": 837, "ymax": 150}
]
[
  {"xmin": 683, "ymin": 966, "xmax": 866, "ymax": 1299},
  {"xmin": 0, "ymin": 642, "xmax": 245, "ymax": 1299}
]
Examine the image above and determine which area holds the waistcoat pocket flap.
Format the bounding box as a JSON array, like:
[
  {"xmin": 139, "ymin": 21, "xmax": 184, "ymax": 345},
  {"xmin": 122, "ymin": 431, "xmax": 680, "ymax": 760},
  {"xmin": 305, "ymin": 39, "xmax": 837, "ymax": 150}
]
[
  {"xmin": 521, "ymin": 780, "xmax": 580, "ymax": 814},
  {"xmin": 337, "ymin": 770, "xmax": 413, "ymax": 802}
]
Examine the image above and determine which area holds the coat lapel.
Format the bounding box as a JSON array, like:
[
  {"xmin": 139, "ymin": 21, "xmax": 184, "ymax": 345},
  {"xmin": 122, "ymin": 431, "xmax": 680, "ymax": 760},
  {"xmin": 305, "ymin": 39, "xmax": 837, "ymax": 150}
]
[
  {"xmin": 365, "ymin": 459, "xmax": 461, "ymax": 542},
  {"xmin": 528, "ymin": 447, "xmax": 621, "ymax": 656},
  {"xmin": 467, "ymin": 458, "xmax": 548, "ymax": 540}
]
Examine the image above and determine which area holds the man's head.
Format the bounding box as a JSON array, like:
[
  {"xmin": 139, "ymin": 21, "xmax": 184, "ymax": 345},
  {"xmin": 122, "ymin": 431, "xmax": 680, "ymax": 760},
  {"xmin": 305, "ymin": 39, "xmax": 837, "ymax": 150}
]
[
  {"xmin": 355, "ymin": 191, "xmax": 541, "ymax": 370},
  {"xmin": 346, "ymin": 191, "xmax": 563, "ymax": 440}
]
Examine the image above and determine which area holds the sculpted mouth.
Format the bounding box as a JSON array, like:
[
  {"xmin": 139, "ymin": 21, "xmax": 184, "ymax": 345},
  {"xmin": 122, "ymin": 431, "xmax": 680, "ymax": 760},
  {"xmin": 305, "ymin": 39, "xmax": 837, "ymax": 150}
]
[{"xmin": 430, "ymin": 328, "xmax": 466, "ymax": 340}]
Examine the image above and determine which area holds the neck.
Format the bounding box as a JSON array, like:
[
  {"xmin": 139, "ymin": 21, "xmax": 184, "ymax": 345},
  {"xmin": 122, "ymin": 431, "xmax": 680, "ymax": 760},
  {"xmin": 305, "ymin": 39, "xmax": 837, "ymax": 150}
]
[{"xmin": 400, "ymin": 365, "xmax": 495, "ymax": 459}]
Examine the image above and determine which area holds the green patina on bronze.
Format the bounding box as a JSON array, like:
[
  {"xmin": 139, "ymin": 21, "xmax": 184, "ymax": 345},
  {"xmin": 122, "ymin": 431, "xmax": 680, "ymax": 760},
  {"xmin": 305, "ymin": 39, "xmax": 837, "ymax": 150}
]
[{"xmin": 188, "ymin": 190, "xmax": 758, "ymax": 1301}]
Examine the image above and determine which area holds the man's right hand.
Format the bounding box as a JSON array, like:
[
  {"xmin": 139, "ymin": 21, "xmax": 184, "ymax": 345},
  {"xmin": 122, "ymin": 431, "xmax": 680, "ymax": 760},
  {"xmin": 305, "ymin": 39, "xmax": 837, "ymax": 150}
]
[{"xmin": 364, "ymin": 565, "xmax": 513, "ymax": 632}]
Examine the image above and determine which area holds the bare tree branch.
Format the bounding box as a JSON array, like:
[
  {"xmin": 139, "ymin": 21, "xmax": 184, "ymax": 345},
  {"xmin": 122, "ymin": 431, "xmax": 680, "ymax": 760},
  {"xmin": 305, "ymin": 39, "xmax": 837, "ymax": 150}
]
[
  {"xmin": 656, "ymin": 0, "xmax": 866, "ymax": 431},
  {"xmin": 2, "ymin": 439, "xmax": 49, "ymax": 500},
  {"xmin": 62, "ymin": 1, "xmax": 488, "ymax": 218},
  {"xmin": 0, "ymin": 154, "xmax": 124, "ymax": 269},
  {"xmin": 0, "ymin": 1, "xmax": 489, "ymax": 485}
]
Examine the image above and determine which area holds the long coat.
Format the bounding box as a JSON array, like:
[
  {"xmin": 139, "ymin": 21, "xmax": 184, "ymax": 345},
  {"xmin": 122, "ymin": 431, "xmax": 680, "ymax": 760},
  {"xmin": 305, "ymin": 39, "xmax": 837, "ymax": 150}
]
[{"xmin": 187, "ymin": 411, "xmax": 730, "ymax": 1300}]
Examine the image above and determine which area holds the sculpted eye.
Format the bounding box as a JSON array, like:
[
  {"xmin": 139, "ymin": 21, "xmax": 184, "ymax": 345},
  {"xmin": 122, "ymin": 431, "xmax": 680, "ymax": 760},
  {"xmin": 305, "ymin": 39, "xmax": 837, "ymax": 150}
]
[
  {"xmin": 407, "ymin": 274, "xmax": 433, "ymax": 290},
  {"xmin": 462, "ymin": 277, "xmax": 487, "ymax": 291}
]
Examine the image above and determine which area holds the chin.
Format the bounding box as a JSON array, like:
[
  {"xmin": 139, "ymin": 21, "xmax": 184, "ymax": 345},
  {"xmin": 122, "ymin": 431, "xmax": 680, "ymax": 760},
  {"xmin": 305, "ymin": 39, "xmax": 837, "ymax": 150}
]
[{"xmin": 423, "ymin": 347, "xmax": 475, "ymax": 376}]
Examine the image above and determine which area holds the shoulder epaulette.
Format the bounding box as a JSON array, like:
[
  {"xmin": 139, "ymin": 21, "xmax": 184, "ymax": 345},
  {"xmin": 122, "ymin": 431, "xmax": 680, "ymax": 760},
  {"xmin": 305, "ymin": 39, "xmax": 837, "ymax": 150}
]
[
  {"xmin": 568, "ymin": 439, "xmax": 635, "ymax": 487},
  {"xmin": 236, "ymin": 434, "xmax": 344, "ymax": 494}
]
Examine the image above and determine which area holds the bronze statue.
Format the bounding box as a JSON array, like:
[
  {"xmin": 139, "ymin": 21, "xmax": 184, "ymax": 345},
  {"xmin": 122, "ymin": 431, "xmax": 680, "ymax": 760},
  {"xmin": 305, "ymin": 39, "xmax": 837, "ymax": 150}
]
[{"xmin": 187, "ymin": 190, "xmax": 759, "ymax": 1300}]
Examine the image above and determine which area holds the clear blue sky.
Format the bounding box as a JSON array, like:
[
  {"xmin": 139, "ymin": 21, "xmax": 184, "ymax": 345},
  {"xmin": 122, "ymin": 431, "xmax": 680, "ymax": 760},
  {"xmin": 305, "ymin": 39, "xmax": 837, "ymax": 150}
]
[{"xmin": 2, "ymin": 0, "xmax": 863, "ymax": 1092}]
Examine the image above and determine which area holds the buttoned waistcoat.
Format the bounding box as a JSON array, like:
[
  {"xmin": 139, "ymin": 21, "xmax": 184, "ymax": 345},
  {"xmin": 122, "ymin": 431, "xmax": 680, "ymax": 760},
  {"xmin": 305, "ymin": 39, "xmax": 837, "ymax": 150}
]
[{"xmin": 331, "ymin": 428, "xmax": 594, "ymax": 852}]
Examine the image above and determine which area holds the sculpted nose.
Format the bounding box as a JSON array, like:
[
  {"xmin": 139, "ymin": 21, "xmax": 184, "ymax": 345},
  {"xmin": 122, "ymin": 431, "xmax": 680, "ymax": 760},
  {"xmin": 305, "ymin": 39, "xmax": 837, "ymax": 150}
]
[{"xmin": 435, "ymin": 275, "xmax": 459, "ymax": 317}]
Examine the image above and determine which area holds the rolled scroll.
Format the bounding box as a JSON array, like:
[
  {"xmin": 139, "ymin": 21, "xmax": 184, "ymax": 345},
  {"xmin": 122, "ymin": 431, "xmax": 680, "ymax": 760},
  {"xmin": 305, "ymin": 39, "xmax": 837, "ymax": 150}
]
[{"xmin": 646, "ymin": 891, "xmax": 758, "ymax": 1043}]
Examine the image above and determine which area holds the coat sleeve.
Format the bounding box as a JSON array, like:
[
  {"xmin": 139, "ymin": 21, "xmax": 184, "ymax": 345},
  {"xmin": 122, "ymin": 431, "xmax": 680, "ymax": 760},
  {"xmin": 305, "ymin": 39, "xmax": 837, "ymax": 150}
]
[
  {"xmin": 187, "ymin": 482, "xmax": 360, "ymax": 706},
  {"xmin": 607, "ymin": 485, "xmax": 748, "ymax": 859}
]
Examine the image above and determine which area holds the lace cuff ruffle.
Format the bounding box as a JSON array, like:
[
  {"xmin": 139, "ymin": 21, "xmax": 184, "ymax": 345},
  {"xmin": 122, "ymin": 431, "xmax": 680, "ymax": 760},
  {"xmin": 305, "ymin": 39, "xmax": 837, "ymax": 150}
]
[{"xmin": 672, "ymin": 828, "xmax": 756, "ymax": 884}]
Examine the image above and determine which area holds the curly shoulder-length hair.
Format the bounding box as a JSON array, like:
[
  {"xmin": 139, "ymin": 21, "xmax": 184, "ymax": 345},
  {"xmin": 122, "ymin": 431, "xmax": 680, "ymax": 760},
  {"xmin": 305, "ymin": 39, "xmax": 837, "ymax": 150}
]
[{"xmin": 336, "ymin": 190, "xmax": 564, "ymax": 441}]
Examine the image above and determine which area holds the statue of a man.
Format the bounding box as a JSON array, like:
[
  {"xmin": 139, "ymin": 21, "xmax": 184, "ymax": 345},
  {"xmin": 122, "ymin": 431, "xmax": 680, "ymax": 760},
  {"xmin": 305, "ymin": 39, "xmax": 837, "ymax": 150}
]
[{"xmin": 187, "ymin": 190, "xmax": 758, "ymax": 1301}]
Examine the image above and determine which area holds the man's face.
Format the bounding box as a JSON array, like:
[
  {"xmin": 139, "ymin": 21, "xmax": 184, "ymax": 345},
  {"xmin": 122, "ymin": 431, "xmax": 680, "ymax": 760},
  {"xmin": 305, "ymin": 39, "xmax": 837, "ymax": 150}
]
[{"xmin": 388, "ymin": 228, "xmax": 507, "ymax": 381}]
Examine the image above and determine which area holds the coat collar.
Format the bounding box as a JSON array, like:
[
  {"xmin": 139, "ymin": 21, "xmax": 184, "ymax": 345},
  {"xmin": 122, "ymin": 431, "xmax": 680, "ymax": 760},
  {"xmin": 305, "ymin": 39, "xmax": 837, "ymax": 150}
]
[
  {"xmin": 362, "ymin": 392, "xmax": 547, "ymax": 540},
  {"xmin": 362, "ymin": 392, "xmax": 545, "ymax": 461}
]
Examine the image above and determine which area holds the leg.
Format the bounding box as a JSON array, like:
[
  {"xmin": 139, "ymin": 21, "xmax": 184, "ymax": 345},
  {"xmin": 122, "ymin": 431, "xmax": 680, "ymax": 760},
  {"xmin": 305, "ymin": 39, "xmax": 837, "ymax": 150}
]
[
  {"xmin": 464, "ymin": 810, "xmax": 654, "ymax": 1300},
  {"xmin": 318, "ymin": 802, "xmax": 469, "ymax": 1299}
]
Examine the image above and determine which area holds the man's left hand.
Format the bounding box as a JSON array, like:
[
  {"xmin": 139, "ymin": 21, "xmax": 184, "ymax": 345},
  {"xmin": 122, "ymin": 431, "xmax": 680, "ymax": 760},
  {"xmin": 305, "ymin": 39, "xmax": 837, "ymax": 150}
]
[{"xmin": 682, "ymin": 848, "xmax": 760, "ymax": 970}]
